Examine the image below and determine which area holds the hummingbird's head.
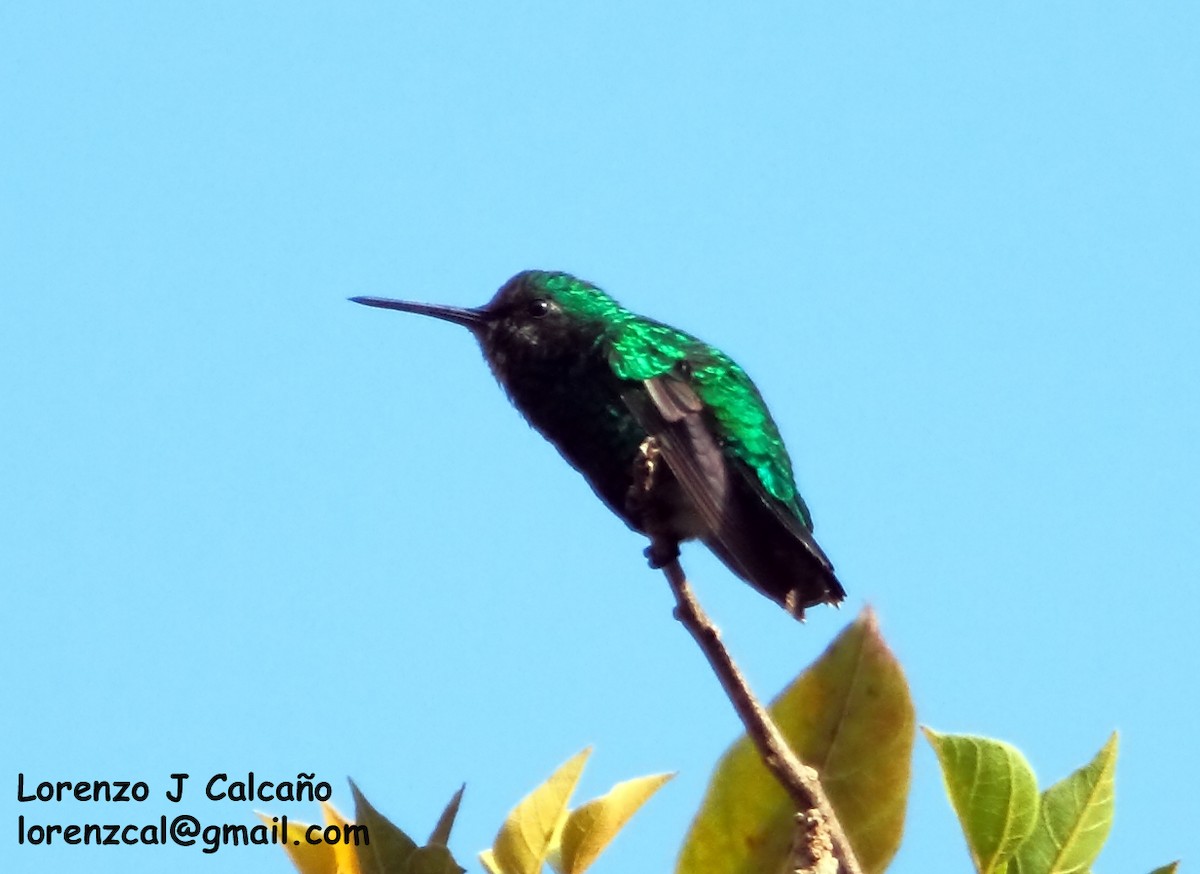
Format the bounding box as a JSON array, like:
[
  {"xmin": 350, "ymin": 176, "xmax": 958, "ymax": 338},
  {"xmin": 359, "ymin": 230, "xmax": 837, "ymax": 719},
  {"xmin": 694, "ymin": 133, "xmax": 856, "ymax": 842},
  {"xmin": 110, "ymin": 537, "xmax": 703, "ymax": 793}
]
[
  {"xmin": 351, "ymin": 270, "xmax": 628, "ymax": 367},
  {"xmin": 473, "ymin": 270, "xmax": 627, "ymax": 359}
]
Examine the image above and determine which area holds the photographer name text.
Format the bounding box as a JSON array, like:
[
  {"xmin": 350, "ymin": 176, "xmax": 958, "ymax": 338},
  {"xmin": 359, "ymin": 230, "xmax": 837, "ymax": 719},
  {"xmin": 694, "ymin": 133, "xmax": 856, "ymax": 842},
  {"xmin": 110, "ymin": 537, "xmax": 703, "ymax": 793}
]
[{"xmin": 18, "ymin": 772, "xmax": 332, "ymax": 804}]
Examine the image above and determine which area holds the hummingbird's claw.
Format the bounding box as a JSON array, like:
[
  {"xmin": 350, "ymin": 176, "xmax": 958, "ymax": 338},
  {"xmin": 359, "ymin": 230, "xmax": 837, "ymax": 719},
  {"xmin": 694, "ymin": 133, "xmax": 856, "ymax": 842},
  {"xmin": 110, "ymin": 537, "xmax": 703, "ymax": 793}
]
[{"xmin": 644, "ymin": 540, "xmax": 680, "ymax": 570}]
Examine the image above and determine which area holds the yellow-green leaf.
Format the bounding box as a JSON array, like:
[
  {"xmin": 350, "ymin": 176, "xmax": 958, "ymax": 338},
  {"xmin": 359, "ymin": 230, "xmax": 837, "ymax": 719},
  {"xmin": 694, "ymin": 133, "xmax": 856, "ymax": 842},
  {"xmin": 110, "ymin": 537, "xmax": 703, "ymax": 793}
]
[
  {"xmin": 557, "ymin": 772, "xmax": 675, "ymax": 874},
  {"xmin": 492, "ymin": 748, "xmax": 591, "ymax": 874},
  {"xmin": 349, "ymin": 778, "xmax": 418, "ymax": 874},
  {"xmin": 924, "ymin": 730, "xmax": 1039, "ymax": 874},
  {"xmin": 323, "ymin": 802, "xmax": 365, "ymax": 874},
  {"xmin": 428, "ymin": 784, "xmax": 466, "ymax": 847},
  {"xmin": 479, "ymin": 849, "xmax": 503, "ymax": 874},
  {"xmin": 405, "ymin": 845, "xmax": 464, "ymax": 874},
  {"xmin": 1147, "ymin": 863, "xmax": 1179, "ymax": 874},
  {"xmin": 260, "ymin": 812, "xmax": 335, "ymax": 874},
  {"xmin": 677, "ymin": 608, "xmax": 914, "ymax": 874},
  {"xmin": 1009, "ymin": 734, "xmax": 1118, "ymax": 874}
]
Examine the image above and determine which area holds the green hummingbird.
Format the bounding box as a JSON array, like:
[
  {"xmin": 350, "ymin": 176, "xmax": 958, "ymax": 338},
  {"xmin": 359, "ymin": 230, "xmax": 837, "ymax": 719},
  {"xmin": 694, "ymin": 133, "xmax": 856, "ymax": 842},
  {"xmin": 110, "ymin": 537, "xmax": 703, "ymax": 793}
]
[{"xmin": 351, "ymin": 270, "xmax": 844, "ymax": 619}]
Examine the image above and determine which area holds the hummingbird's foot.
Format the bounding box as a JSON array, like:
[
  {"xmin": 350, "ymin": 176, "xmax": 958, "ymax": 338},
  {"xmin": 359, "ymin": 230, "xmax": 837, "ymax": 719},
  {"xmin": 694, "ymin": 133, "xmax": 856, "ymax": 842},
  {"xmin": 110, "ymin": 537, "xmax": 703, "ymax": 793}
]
[
  {"xmin": 644, "ymin": 539, "xmax": 680, "ymax": 570},
  {"xmin": 633, "ymin": 437, "xmax": 680, "ymax": 570}
]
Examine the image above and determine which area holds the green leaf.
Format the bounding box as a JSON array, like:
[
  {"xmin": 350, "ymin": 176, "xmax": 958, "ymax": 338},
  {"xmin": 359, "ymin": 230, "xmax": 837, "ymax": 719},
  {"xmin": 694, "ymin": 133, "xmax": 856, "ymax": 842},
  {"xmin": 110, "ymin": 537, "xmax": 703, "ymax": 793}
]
[
  {"xmin": 557, "ymin": 772, "xmax": 675, "ymax": 874},
  {"xmin": 677, "ymin": 608, "xmax": 915, "ymax": 874},
  {"xmin": 1147, "ymin": 863, "xmax": 1179, "ymax": 874},
  {"xmin": 1009, "ymin": 734, "xmax": 1118, "ymax": 874},
  {"xmin": 923, "ymin": 730, "xmax": 1039, "ymax": 873},
  {"xmin": 428, "ymin": 784, "xmax": 466, "ymax": 847},
  {"xmin": 349, "ymin": 778, "xmax": 419, "ymax": 874},
  {"xmin": 404, "ymin": 845, "xmax": 464, "ymax": 874},
  {"xmin": 492, "ymin": 748, "xmax": 591, "ymax": 874}
]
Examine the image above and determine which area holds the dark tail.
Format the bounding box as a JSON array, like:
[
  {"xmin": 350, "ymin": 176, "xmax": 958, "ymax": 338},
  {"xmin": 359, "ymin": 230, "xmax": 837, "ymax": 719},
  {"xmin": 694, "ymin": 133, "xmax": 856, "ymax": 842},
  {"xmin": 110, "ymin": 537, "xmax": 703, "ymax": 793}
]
[{"xmin": 702, "ymin": 475, "xmax": 845, "ymax": 620}]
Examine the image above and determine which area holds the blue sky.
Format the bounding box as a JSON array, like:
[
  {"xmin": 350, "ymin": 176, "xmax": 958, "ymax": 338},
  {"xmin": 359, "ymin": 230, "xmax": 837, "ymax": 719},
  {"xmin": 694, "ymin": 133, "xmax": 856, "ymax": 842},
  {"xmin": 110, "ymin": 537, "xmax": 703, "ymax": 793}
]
[{"xmin": 2, "ymin": 3, "xmax": 1197, "ymax": 873}]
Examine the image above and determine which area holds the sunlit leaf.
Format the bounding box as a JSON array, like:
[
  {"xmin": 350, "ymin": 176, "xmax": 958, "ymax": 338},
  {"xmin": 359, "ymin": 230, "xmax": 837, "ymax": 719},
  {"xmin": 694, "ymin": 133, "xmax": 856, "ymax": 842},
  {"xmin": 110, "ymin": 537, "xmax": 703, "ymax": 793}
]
[
  {"xmin": 479, "ymin": 849, "xmax": 503, "ymax": 874},
  {"xmin": 428, "ymin": 784, "xmax": 466, "ymax": 847},
  {"xmin": 322, "ymin": 802, "xmax": 365, "ymax": 874},
  {"xmin": 260, "ymin": 812, "xmax": 335, "ymax": 874},
  {"xmin": 677, "ymin": 608, "xmax": 914, "ymax": 874},
  {"xmin": 557, "ymin": 772, "xmax": 674, "ymax": 874},
  {"xmin": 349, "ymin": 778, "xmax": 418, "ymax": 874},
  {"xmin": 405, "ymin": 844, "xmax": 464, "ymax": 874},
  {"xmin": 1009, "ymin": 734, "xmax": 1117, "ymax": 874},
  {"xmin": 492, "ymin": 748, "xmax": 591, "ymax": 874},
  {"xmin": 924, "ymin": 730, "xmax": 1039, "ymax": 873}
]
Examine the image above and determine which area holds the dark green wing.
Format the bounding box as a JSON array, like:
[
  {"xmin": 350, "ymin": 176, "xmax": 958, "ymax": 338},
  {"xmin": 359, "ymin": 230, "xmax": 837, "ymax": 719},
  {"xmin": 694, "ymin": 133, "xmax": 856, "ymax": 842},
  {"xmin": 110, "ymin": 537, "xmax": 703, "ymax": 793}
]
[{"xmin": 604, "ymin": 320, "xmax": 813, "ymax": 529}]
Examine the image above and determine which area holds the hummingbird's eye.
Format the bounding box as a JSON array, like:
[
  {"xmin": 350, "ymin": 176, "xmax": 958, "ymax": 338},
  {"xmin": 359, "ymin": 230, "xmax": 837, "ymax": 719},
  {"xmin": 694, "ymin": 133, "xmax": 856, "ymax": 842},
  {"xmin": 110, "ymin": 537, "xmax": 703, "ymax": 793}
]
[{"xmin": 527, "ymin": 298, "xmax": 551, "ymax": 318}]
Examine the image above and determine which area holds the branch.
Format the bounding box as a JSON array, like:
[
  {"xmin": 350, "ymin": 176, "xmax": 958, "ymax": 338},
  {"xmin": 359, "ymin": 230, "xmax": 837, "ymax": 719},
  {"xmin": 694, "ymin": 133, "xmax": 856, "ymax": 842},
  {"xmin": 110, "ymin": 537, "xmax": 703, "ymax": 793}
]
[{"xmin": 657, "ymin": 550, "xmax": 863, "ymax": 874}]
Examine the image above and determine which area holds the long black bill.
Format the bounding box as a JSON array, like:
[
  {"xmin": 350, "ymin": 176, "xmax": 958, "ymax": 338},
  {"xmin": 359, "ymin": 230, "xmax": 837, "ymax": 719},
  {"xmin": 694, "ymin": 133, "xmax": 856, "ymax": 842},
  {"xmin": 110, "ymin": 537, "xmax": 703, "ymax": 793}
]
[{"xmin": 349, "ymin": 296, "xmax": 486, "ymax": 330}]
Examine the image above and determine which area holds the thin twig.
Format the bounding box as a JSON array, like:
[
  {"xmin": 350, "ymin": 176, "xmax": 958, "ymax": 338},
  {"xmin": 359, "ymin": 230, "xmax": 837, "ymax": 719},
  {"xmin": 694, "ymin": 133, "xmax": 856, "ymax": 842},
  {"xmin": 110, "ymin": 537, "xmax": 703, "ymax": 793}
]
[{"xmin": 658, "ymin": 550, "xmax": 863, "ymax": 874}]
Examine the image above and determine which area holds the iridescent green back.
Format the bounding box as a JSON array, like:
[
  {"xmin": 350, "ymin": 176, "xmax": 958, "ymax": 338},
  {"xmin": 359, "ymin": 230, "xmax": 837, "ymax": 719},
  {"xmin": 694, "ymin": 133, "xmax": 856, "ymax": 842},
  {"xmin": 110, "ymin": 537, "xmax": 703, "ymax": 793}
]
[{"xmin": 531, "ymin": 272, "xmax": 813, "ymax": 530}]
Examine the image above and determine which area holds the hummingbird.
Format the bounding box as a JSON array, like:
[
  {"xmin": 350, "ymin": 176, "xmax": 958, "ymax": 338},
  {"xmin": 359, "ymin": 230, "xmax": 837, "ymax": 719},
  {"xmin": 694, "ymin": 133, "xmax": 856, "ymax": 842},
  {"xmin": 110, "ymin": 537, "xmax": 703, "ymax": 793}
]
[{"xmin": 351, "ymin": 270, "xmax": 844, "ymax": 619}]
